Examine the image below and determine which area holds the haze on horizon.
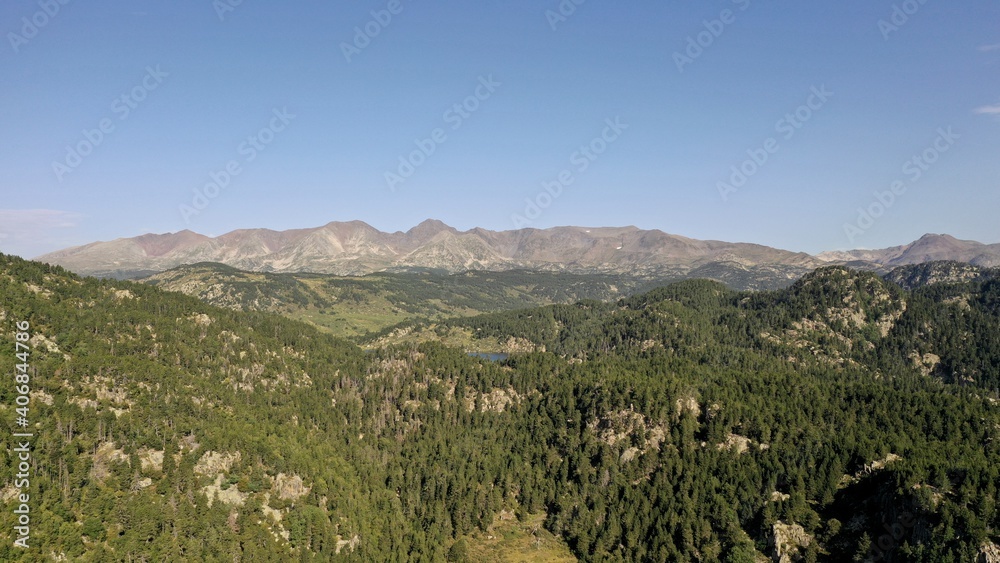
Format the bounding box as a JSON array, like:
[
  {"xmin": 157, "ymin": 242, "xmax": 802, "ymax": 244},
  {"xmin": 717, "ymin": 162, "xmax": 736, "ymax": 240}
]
[{"xmin": 1, "ymin": 1, "xmax": 998, "ymax": 259}]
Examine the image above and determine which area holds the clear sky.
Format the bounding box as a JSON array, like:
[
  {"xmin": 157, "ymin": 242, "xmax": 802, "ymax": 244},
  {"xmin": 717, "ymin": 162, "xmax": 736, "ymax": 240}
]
[{"xmin": 1, "ymin": 0, "xmax": 998, "ymax": 259}]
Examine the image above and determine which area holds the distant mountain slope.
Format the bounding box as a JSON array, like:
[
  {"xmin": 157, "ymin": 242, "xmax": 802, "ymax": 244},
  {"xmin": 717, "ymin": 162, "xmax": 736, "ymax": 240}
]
[
  {"xmin": 883, "ymin": 261, "xmax": 999, "ymax": 291},
  {"xmin": 141, "ymin": 264, "xmax": 656, "ymax": 338},
  {"xmin": 140, "ymin": 261, "xmax": 811, "ymax": 338},
  {"xmin": 818, "ymin": 233, "xmax": 1000, "ymax": 268},
  {"xmin": 424, "ymin": 264, "xmax": 1000, "ymax": 389},
  {"xmin": 36, "ymin": 220, "xmax": 821, "ymax": 279}
]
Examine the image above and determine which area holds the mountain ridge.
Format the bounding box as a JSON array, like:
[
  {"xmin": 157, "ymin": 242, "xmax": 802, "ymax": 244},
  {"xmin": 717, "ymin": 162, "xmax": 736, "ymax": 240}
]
[
  {"xmin": 34, "ymin": 221, "xmax": 1000, "ymax": 279},
  {"xmin": 817, "ymin": 233, "xmax": 1000, "ymax": 267},
  {"xmin": 35, "ymin": 220, "xmax": 820, "ymax": 279}
]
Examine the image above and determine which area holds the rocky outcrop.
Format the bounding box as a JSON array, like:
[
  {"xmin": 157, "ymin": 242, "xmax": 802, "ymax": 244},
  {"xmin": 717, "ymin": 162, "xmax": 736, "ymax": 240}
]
[
  {"xmin": 202, "ymin": 475, "xmax": 247, "ymax": 508},
  {"xmin": 194, "ymin": 450, "xmax": 241, "ymax": 476},
  {"xmin": 272, "ymin": 473, "xmax": 310, "ymax": 501},
  {"xmin": 90, "ymin": 442, "xmax": 128, "ymax": 485},
  {"xmin": 979, "ymin": 541, "xmax": 1000, "ymax": 563},
  {"xmin": 771, "ymin": 522, "xmax": 812, "ymax": 563}
]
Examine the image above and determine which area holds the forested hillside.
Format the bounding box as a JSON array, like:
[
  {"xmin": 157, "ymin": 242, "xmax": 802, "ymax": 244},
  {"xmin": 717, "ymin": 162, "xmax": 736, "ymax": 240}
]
[
  {"xmin": 140, "ymin": 261, "xmax": 812, "ymax": 340},
  {"xmin": 1, "ymin": 255, "xmax": 998, "ymax": 561},
  {"xmin": 141, "ymin": 264, "xmax": 661, "ymax": 338}
]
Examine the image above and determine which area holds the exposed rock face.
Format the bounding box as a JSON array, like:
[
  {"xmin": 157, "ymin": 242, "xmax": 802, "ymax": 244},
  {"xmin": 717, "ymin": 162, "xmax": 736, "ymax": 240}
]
[
  {"xmin": 717, "ymin": 433, "xmax": 752, "ymax": 454},
  {"xmin": 90, "ymin": 442, "xmax": 128, "ymax": 485},
  {"xmin": 589, "ymin": 409, "xmax": 668, "ymax": 454},
  {"xmin": 272, "ymin": 473, "xmax": 310, "ymax": 501},
  {"xmin": 138, "ymin": 448, "xmax": 164, "ymax": 472},
  {"xmin": 771, "ymin": 522, "xmax": 812, "ymax": 563},
  {"xmin": 189, "ymin": 313, "xmax": 213, "ymax": 327},
  {"xmin": 335, "ymin": 534, "xmax": 361, "ymax": 554},
  {"xmin": 194, "ymin": 451, "xmax": 241, "ymax": 476},
  {"xmin": 980, "ymin": 541, "xmax": 1000, "ymax": 563},
  {"xmin": 202, "ymin": 475, "xmax": 248, "ymax": 508},
  {"xmin": 675, "ymin": 394, "xmax": 701, "ymax": 419},
  {"xmin": 464, "ymin": 387, "xmax": 522, "ymax": 413},
  {"xmin": 500, "ymin": 336, "xmax": 539, "ymax": 354},
  {"xmin": 1, "ymin": 484, "xmax": 21, "ymax": 502},
  {"xmin": 910, "ymin": 352, "xmax": 942, "ymax": 377}
]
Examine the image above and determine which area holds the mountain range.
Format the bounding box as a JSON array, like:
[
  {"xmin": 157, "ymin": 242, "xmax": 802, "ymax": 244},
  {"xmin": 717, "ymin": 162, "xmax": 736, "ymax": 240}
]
[
  {"xmin": 34, "ymin": 220, "xmax": 1000, "ymax": 280},
  {"xmin": 817, "ymin": 233, "xmax": 1000, "ymax": 267}
]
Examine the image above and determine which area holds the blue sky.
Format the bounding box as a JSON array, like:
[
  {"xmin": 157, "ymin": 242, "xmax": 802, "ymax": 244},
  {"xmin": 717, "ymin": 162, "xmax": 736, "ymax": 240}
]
[{"xmin": 1, "ymin": 0, "xmax": 998, "ymax": 259}]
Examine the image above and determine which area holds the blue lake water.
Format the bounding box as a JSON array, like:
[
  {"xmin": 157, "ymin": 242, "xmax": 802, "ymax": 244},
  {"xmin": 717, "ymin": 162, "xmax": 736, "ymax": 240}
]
[{"xmin": 468, "ymin": 352, "xmax": 509, "ymax": 362}]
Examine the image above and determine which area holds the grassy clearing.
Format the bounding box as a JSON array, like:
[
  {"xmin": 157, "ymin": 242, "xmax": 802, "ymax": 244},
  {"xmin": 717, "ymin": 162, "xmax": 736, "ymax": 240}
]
[{"xmin": 453, "ymin": 513, "xmax": 577, "ymax": 563}]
